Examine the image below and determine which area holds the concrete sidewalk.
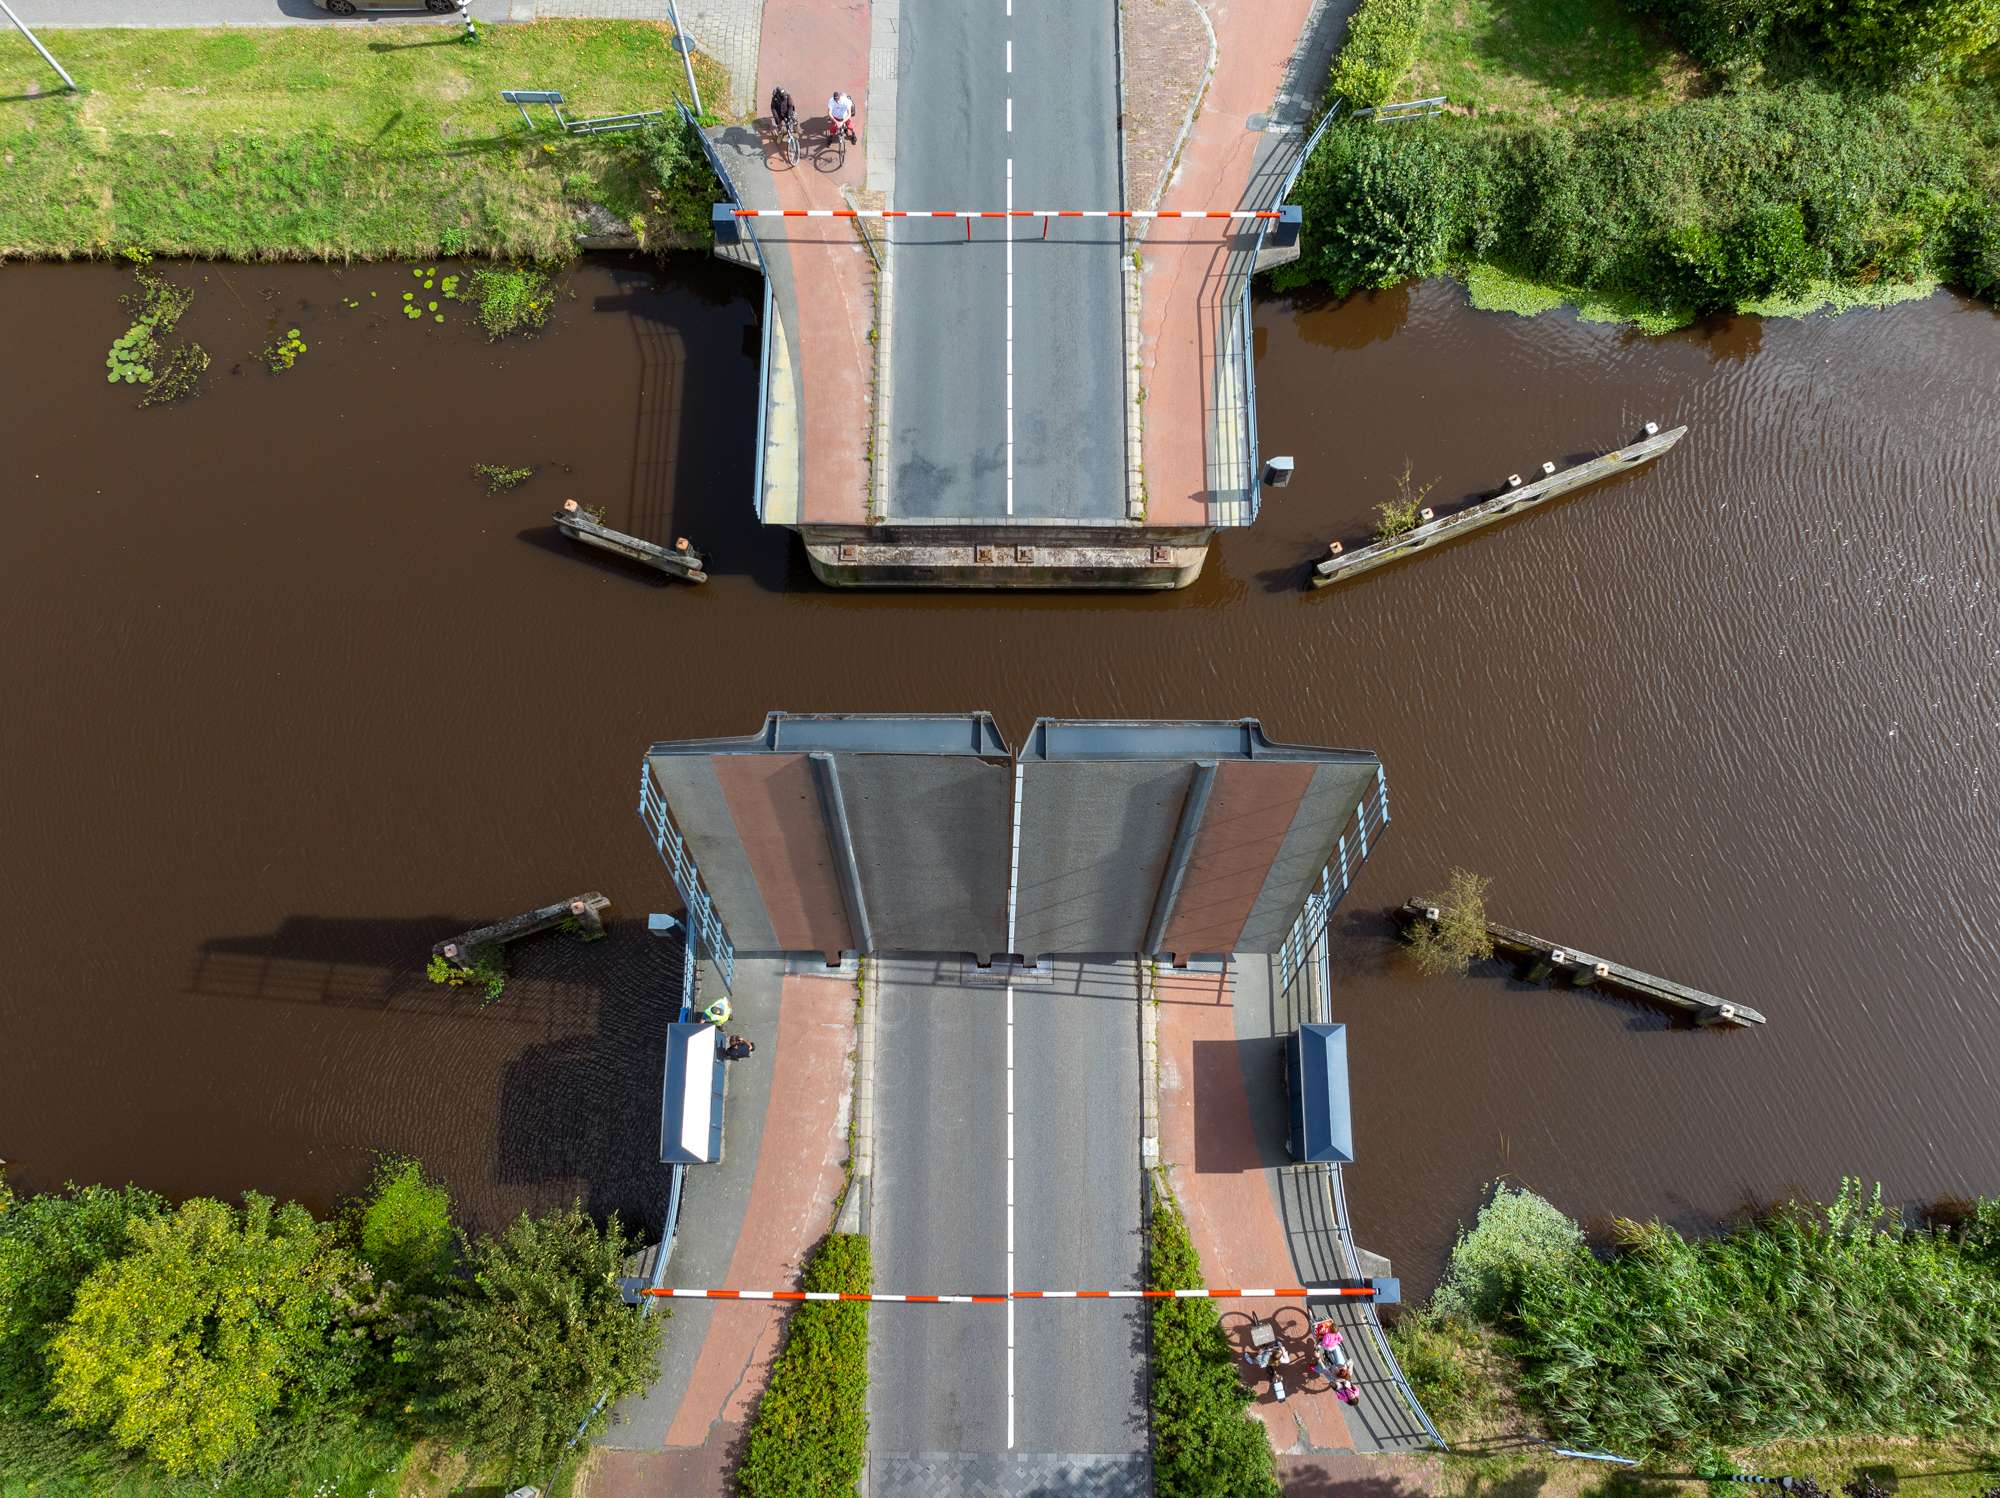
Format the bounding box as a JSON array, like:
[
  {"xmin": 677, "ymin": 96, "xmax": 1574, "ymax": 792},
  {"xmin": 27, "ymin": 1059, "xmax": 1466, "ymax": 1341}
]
[{"xmin": 592, "ymin": 962, "xmax": 856, "ymax": 1498}]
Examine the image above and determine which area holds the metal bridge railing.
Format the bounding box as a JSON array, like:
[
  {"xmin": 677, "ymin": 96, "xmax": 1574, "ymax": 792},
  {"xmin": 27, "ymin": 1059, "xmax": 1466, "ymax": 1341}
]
[
  {"xmin": 1326, "ymin": 1162, "xmax": 1449, "ymax": 1450},
  {"xmin": 678, "ymin": 102, "xmax": 777, "ymax": 525},
  {"xmin": 638, "ymin": 765, "xmax": 736, "ymax": 990},
  {"xmin": 1277, "ymin": 764, "xmax": 1391, "ymax": 995}
]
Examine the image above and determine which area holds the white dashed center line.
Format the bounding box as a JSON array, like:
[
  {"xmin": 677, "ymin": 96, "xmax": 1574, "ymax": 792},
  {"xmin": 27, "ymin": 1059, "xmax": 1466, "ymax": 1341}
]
[
  {"xmin": 1005, "ymin": 978, "xmax": 1017, "ymax": 1450},
  {"xmin": 1005, "ymin": 154, "xmax": 1014, "ymax": 518}
]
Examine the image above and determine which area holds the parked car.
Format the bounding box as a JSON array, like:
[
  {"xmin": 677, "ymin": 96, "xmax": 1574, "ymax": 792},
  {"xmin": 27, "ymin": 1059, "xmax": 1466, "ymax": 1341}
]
[{"xmin": 314, "ymin": 0, "xmax": 460, "ymax": 14}]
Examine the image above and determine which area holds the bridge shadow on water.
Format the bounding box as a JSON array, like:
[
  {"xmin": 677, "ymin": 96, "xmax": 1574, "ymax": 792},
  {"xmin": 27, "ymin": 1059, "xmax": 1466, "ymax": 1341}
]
[
  {"xmin": 188, "ymin": 915, "xmax": 685, "ymax": 1238},
  {"xmin": 582, "ymin": 261, "xmax": 799, "ymax": 594}
]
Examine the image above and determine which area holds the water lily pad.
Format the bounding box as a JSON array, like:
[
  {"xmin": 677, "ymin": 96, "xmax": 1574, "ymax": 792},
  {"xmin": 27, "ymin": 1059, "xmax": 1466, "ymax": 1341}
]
[
  {"xmin": 427, "ymin": 301, "xmax": 438, "ymax": 311},
  {"xmin": 434, "ymin": 314, "xmax": 445, "ymax": 323},
  {"xmin": 403, "ymin": 292, "xmax": 414, "ymax": 300}
]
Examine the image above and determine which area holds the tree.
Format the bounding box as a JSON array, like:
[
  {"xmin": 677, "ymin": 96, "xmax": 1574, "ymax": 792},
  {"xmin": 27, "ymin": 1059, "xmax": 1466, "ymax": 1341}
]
[
  {"xmin": 1818, "ymin": 0, "xmax": 2000, "ymax": 87},
  {"xmin": 1407, "ymin": 868, "xmax": 1494, "ymax": 977},
  {"xmin": 49, "ymin": 1193, "xmax": 358, "ymax": 1476},
  {"xmin": 0, "ymin": 1183, "xmax": 164, "ymax": 1414},
  {"xmin": 405, "ymin": 1204, "xmax": 660, "ymax": 1482},
  {"xmin": 358, "ymin": 1156, "xmax": 454, "ymax": 1291}
]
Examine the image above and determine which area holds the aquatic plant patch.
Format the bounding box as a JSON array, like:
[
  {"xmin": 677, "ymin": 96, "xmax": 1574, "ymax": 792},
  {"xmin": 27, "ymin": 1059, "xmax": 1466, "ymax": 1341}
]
[
  {"xmin": 467, "ymin": 267, "xmax": 557, "ymax": 340},
  {"xmin": 104, "ymin": 324, "xmax": 157, "ymax": 386},
  {"xmin": 141, "ymin": 343, "xmax": 211, "ymax": 407},
  {"xmin": 103, "ymin": 263, "xmax": 206, "ymax": 401},
  {"xmin": 262, "ymin": 328, "xmax": 307, "ymax": 373},
  {"xmin": 472, "ymin": 463, "xmax": 536, "ymax": 495}
]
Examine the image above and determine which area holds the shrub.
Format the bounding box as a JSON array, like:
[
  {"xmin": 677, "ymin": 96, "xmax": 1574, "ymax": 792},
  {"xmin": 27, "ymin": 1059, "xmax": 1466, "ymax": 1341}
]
[
  {"xmin": 1492, "ymin": 1180, "xmax": 2000, "ymax": 1456},
  {"xmin": 1293, "ymin": 123, "xmax": 1463, "ymax": 296},
  {"xmin": 1634, "ymin": 0, "xmax": 1814, "ymax": 76},
  {"xmin": 1327, "ymin": 0, "xmax": 1432, "ymax": 108},
  {"xmin": 1385, "ymin": 1307, "xmax": 1485, "ymax": 1432},
  {"xmin": 1948, "ymin": 196, "xmax": 2000, "ymax": 298},
  {"xmin": 1149, "ymin": 1187, "xmax": 1279, "ymax": 1498},
  {"xmin": 1432, "ymin": 1183, "xmax": 1586, "ymax": 1325},
  {"xmin": 404, "ymin": 1204, "xmax": 660, "ymax": 1484},
  {"xmin": 426, "ymin": 943, "xmax": 506, "ymax": 1002},
  {"xmin": 467, "ymin": 266, "xmax": 556, "ymax": 339},
  {"xmin": 358, "ymin": 1157, "xmax": 454, "ymax": 1291},
  {"xmin": 1290, "ymin": 84, "xmax": 1991, "ymax": 318},
  {"xmin": 1373, "ymin": 460, "xmax": 1436, "ymax": 541},
  {"xmin": 633, "ymin": 116, "xmax": 722, "ymax": 245},
  {"xmin": 737, "ymin": 1233, "xmax": 871, "ymax": 1497},
  {"xmin": 0, "ymin": 1184, "xmax": 164, "ymax": 1415},
  {"xmin": 1406, "ymin": 868, "xmax": 1494, "ymax": 978},
  {"xmin": 49, "ymin": 1193, "xmax": 361, "ymax": 1477}
]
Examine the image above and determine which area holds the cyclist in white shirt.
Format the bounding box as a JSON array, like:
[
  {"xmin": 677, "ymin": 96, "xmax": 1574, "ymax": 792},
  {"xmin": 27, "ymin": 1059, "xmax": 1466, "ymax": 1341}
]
[{"xmin": 827, "ymin": 90, "xmax": 857, "ymax": 142}]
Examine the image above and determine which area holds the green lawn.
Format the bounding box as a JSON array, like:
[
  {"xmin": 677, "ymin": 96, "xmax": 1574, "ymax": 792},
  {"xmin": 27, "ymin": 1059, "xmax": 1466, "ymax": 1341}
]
[
  {"xmin": 0, "ymin": 22, "xmax": 726, "ymax": 259},
  {"xmin": 1404, "ymin": 0, "xmax": 1698, "ymax": 122}
]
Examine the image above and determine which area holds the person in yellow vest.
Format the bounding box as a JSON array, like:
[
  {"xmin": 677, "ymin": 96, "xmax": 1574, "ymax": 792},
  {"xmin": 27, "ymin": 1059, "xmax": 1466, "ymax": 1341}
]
[{"xmin": 702, "ymin": 996, "xmax": 732, "ymax": 1027}]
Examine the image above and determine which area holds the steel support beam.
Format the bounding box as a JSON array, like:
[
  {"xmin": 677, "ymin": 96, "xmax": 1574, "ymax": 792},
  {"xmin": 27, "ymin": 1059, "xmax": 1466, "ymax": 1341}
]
[
  {"xmin": 1143, "ymin": 760, "xmax": 1217, "ymax": 956},
  {"xmin": 809, "ymin": 751, "xmax": 874, "ymax": 954}
]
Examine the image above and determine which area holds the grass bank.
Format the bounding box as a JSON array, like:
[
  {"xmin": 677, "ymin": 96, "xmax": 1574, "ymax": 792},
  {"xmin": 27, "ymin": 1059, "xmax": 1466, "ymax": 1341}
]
[
  {"xmin": 1293, "ymin": 0, "xmax": 2000, "ymax": 327},
  {"xmin": 0, "ymin": 22, "xmax": 725, "ymax": 259},
  {"xmin": 1385, "ymin": 1180, "xmax": 2000, "ymax": 1489}
]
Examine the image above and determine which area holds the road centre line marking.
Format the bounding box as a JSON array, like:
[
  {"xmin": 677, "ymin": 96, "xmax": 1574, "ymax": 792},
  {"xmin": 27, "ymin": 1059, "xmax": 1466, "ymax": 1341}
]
[
  {"xmin": 1006, "ymin": 96, "xmax": 1012, "ymax": 131},
  {"xmin": 1006, "ymin": 38, "xmax": 1012, "ymax": 71},
  {"xmin": 647, "ymin": 1286, "xmax": 1383, "ymax": 1301},
  {"xmin": 1005, "ymin": 157, "xmax": 1014, "ymax": 518},
  {"xmin": 1006, "ymin": 979, "xmax": 1016, "ymax": 1449}
]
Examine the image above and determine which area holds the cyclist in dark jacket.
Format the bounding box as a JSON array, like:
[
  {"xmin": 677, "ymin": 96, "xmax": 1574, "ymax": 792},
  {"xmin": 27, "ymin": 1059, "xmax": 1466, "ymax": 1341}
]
[{"xmin": 770, "ymin": 87, "xmax": 797, "ymax": 129}]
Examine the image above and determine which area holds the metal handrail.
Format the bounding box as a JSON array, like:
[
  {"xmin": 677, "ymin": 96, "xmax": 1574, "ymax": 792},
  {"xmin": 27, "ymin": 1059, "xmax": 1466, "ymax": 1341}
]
[
  {"xmin": 678, "ymin": 101, "xmax": 778, "ymax": 528},
  {"xmin": 1326, "ymin": 1163, "xmax": 1449, "ymax": 1450},
  {"xmin": 638, "ymin": 765, "xmax": 736, "ymax": 988},
  {"xmin": 1240, "ymin": 286, "xmax": 1259, "ymax": 519}
]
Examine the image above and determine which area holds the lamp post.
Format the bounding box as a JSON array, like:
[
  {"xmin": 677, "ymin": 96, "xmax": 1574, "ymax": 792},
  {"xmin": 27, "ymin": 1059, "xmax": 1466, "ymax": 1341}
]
[
  {"xmin": 0, "ymin": 0, "xmax": 79, "ymax": 94},
  {"xmin": 664, "ymin": 0, "xmax": 704, "ymax": 118}
]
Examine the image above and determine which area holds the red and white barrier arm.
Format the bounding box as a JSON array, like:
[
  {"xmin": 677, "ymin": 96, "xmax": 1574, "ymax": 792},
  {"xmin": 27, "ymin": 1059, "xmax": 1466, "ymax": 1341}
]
[
  {"xmin": 727, "ymin": 209, "xmax": 1285, "ymax": 219},
  {"xmin": 644, "ymin": 1284, "xmax": 1380, "ymax": 1303}
]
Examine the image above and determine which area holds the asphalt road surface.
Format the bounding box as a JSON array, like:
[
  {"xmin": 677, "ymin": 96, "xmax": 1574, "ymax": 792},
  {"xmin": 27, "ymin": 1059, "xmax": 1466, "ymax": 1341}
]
[
  {"xmin": 888, "ymin": 0, "xmax": 1125, "ymax": 522},
  {"xmin": 868, "ymin": 958, "xmax": 1147, "ymax": 1497}
]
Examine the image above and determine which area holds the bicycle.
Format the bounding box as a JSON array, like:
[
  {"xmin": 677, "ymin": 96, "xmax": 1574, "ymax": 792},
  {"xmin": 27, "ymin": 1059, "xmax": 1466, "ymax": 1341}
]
[
  {"xmin": 820, "ymin": 116, "xmax": 856, "ymax": 170},
  {"xmin": 780, "ymin": 113, "xmax": 801, "ymax": 166}
]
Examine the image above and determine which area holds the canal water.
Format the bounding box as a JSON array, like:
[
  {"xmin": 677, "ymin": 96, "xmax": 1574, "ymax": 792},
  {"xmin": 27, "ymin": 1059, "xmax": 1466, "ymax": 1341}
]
[{"xmin": 2, "ymin": 257, "xmax": 1995, "ymax": 1292}]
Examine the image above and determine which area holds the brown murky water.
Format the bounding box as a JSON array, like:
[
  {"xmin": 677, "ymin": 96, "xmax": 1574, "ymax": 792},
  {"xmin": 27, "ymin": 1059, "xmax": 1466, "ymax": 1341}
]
[{"xmin": 3, "ymin": 258, "xmax": 1996, "ymax": 1290}]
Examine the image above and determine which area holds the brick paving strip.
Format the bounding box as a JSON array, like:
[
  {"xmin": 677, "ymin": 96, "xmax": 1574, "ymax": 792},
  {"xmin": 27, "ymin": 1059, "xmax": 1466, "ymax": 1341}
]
[{"xmin": 1120, "ymin": 0, "xmax": 1216, "ymax": 219}]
